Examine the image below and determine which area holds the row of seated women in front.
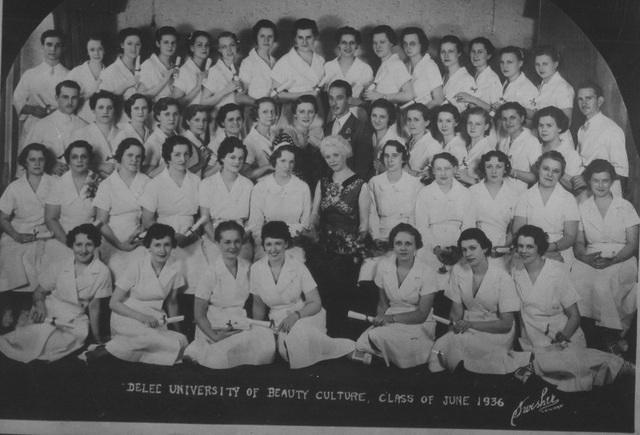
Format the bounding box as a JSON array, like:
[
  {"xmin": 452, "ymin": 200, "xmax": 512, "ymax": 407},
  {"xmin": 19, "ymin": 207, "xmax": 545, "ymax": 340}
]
[{"xmin": 0, "ymin": 219, "xmax": 634, "ymax": 394}]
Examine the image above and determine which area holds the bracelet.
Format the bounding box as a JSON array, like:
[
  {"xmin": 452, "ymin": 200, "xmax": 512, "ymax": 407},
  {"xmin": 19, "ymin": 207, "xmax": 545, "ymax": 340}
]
[{"xmin": 294, "ymin": 310, "xmax": 302, "ymax": 319}]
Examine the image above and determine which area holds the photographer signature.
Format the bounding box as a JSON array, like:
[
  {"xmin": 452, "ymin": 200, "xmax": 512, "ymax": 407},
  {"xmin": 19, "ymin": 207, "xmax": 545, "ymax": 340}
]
[{"xmin": 510, "ymin": 387, "xmax": 563, "ymax": 427}]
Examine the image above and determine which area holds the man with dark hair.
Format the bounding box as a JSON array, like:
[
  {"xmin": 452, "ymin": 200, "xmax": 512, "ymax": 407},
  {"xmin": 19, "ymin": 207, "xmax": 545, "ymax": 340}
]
[{"xmin": 324, "ymin": 80, "xmax": 374, "ymax": 180}]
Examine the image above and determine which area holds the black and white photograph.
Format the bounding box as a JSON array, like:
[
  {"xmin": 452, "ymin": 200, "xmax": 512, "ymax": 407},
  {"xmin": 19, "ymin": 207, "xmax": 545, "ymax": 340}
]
[{"xmin": 0, "ymin": 0, "xmax": 638, "ymax": 433}]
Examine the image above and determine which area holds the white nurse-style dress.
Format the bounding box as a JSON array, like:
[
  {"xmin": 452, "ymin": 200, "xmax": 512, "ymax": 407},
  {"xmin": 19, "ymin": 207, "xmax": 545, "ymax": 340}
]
[
  {"xmin": 410, "ymin": 54, "xmax": 442, "ymax": 105},
  {"xmin": 72, "ymin": 122, "xmax": 122, "ymax": 169},
  {"xmin": 501, "ymin": 72, "xmax": 538, "ymax": 111},
  {"xmin": 443, "ymin": 67, "xmax": 476, "ymax": 113},
  {"xmin": 173, "ymin": 57, "xmax": 206, "ymax": 104},
  {"xmin": 322, "ymin": 56, "xmax": 373, "ymax": 99},
  {"xmin": 99, "ymin": 57, "xmax": 137, "ymax": 99},
  {"xmin": 0, "ymin": 255, "xmax": 111, "ymax": 362},
  {"xmin": 373, "ymin": 54, "xmax": 411, "ymax": 96},
  {"xmin": 355, "ymin": 254, "xmax": 438, "ymax": 368},
  {"xmin": 250, "ymin": 256, "xmax": 354, "ymax": 369},
  {"xmin": 239, "ymin": 48, "xmax": 276, "ymax": 100},
  {"xmin": 429, "ymin": 261, "xmax": 530, "ymax": 374},
  {"xmin": 470, "ymin": 180, "xmax": 519, "ymax": 247},
  {"xmin": 66, "ymin": 61, "xmax": 102, "ymax": 123},
  {"xmin": 407, "ymin": 132, "xmax": 442, "ymax": 173},
  {"xmin": 139, "ymin": 54, "xmax": 174, "ymax": 102},
  {"xmin": 183, "ymin": 256, "xmax": 276, "ymax": 368},
  {"xmin": 106, "ymin": 252, "xmax": 188, "ymax": 365}
]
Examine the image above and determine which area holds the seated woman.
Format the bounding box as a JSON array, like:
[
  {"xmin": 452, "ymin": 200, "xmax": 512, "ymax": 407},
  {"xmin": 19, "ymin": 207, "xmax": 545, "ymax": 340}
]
[
  {"xmin": 243, "ymin": 97, "xmax": 278, "ymax": 181},
  {"xmin": 570, "ymin": 160, "xmax": 639, "ymax": 354},
  {"xmin": 404, "ymin": 103, "xmax": 441, "ymax": 178},
  {"xmin": 93, "ymin": 138, "xmax": 150, "ymax": 282},
  {"xmin": 511, "ymin": 224, "xmax": 633, "ymax": 392},
  {"xmin": 0, "ymin": 143, "xmax": 57, "ymax": 320},
  {"xmin": 431, "ymin": 104, "xmax": 467, "ymax": 165},
  {"xmin": 200, "ymin": 137, "xmax": 254, "ymax": 263},
  {"xmin": 250, "ymin": 221, "xmax": 354, "ymax": 369},
  {"xmin": 455, "ymin": 107, "xmax": 496, "ymax": 186},
  {"xmin": 512, "ymin": 150, "xmax": 579, "ymax": 265},
  {"xmin": 143, "ymin": 97, "xmax": 180, "ymax": 176},
  {"xmin": 184, "ymin": 221, "xmax": 275, "ymax": 368},
  {"xmin": 429, "ymin": 228, "xmax": 530, "ymax": 374},
  {"xmin": 355, "ymin": 223, "xmax": 437, "ymax": 368},
  {"xmin": 453, "ymin": 37, "xmax": 502, "ymax": 111},
  {"xmin": 112, "ymin": 93, "xmax": 151, "ymax": 146},
  {"xmin": 0, "ymin": 224, "xmax": 111, "ymax": 362},
  {"xmin": 104, "ymin": 223, "xmax": 188, "ymax": 365}
]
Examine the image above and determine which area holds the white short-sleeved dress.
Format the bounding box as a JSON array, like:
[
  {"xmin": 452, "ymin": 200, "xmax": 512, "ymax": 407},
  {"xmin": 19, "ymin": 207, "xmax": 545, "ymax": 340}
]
[
  {"xmin": 533, "ymin": 71, "xmax": 575, "ymax": 148},
  {"xmin": 470, "ymin": 180, "xmax": 519, "ymax": 247},
  {"xmin": 0, "ymin": 174, "xmax": 56, "ymax": 293},
  {"xmin": 474, "ymin": 67, "xmax": 502, "ymax": 107},
  {"xmin": 99, "ymin": 57, "xmax": 137, "ymax": 99},
  {"xmin": 407, "ymin": 133, "xmax": 442, "ymax": 173},
  {"xmin": 183, "ymin": 256, "xmax": 276, "ymax": 368},
  {"xmin": 429, "ymin": 261, "xmax": 530, "ymax": 374},
  {"xmin": 355, "ymin": 254, "xmax": 438, "ymax": 368},
  {"xmin": 112, "ymin": 122, "xmax": 151, "ymax": 147},
  {"xmin": 244, "ymin": 126, "xmax": 273, "ymax": 169},
  {"xmin": 203, "ymin": 59, "xmax": 239, "ymax": 110},
  {"xmin": 72, "ymin": 123, "xmax": 121, "ymax": 168},
  {"xmin": 512, "ymin": 259, "xmax": 625, "ymax": 392},
  {"xmin": 373, "ymin": 54, "xmax": 411, "ymax": 95},
  {"xmin": 173, "ymin": 57, "xmax": 205, "ymax": 104},
  {"xmin": 322, "ymin": 57, "xmax": 373, "ymax": 99},
  {"xmin": 410, "ymin": 54, "xmax": 443, "ymax": 105},
  {"xmin": 66, "ymin": 61, "xmax": 102, "ymax": 123},
  {"xmin": 570, "ymin": 196, "xmax": 639, "ymax": 332},
  {"xmin": 501, "ymin": 72, "xmax": 538, "ymax": 111},
  {"xmin": 139, "ymin": 54, "xmax": 174, "ymax": 102},
  {"xmin": 368, "ymin": 171, "xmax": 422, "ymax": 240},
  {"xmin": 497, "ymin": 128, "xmax": 542, "ymax": 192},
  {"xmin": 0, "ymin": 255, "xmax": 111, "ymax": 362},
  {"xmin": 442, "ymin": 134, "xmax": 468, "ymax": 166},
  {"xmin": 443, "ymin": 67, "xmax": 476, "ymax": 113},
  {"xmin": 272, "ymin": 48, "xmax": 324, "ymax": 93},
  {"xmin": 239, "ymin": 49, "xmax": 276, "ymax": 100},
  {"xmin": 250, "ymin": 256, "xmax": 354, "ymax": 369},
  {"xmin": 105, "ymin": 252, "xmax": 188, "ymax": 365}
]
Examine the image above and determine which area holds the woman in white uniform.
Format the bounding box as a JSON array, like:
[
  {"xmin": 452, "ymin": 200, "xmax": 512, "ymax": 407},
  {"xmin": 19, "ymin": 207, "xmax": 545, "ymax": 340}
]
[
  {"xmin": 571, "ymin": 160, "xmax": 639, "ymax": 353},
  {"xmin": 363, "ymin": 25, "xmax": 412, "ymax": 105},
  {"xmin": 143, "ymin": 97, "xmax": 179, "ymax": 176},
  {"xmin": 496, "ymin": 102, "xmax": 541, "ymax": 192},
  {"xmin": 403, "ymin": 103, "xmax": 441, "ymax": 177},
  {"xmin": 173, "ymin": 31, "xmax": 211, "ymax": 105},
  {"xmin": 105, "ymin": 223, "xmax": 188, "ymax": 365},
  {"xmin": 112, "ymin": 94, "xmax": 151, "ymax": 146},
  {"xmin": 415, "ymin": 152, "xmax": 475, "ymax": 289},
  {"xmin": 72, "ymin": 90, "xmax": 121, "ymax": 178},
  {"xmin": 66, "ymin": 35, "xmax": 105, "ymax": 123},
  {"xmin": 0, "ymin": 144, "xmax": 57, "ymax": 326},
  {"xmin": 431, "ymin": 104, "xmax": 467, "ymax": 164},
  {"xmin": 455, "ymin": 107, "xmax": 496, "ymax": 185},
  {"xmin": 243, "ymin": 97, "xmax": 277, "ymax": 181},
  {"xmin": 0, "ymin": 224, "xmax": 111, "ymax": 362},
  {"xmin": 202, "ymin": 31, "xmax": 253, "ymax": 110},
  {"xmin": 356, "ymin": 223, "xmax": 437, "ymax": 368},
  {"xmin": 181, "ymin": 104, "xmax": 214, "ymax": 177},
  {"xmin": 251, "ymin": 221, "xmax": 354, "ymax": 369},
  {"xmin": 370, "ymin": 98, "xmax": 404, "ymax": 174},
  {"xmin": 99, "ymin": 28, "xmax": 142, "ymax": 100},
  {"xmin": 184, "ymin": 221, "xmax": 276, "ymax": 368},
  {"xmin": 322, "ymin": 27, "xmax": 373, "ymax": 107},
  {"xmin": 497, "ymin": 46, "xmax": 537, "ymax": 118},
  {"xmin": 439, "ymin": 35, "xmax": 475, "ymax": 113},
  {"xmin": 533, "ymin": 106, "xmax": 583, "ymax": 195},
  {"xmin": 453, "ymin": 37, "xmax": 502, "ymax": 111},
  {"xmin": 429, "ymin": 228, "xmax": 530, "ymax": 374},
  {"xmin": 200, "ymin": 138, "xmax": 253, "ymax": 263},
  {"xmin": 93, "ymin": 138, "xmax": 150, "ymax": 282},
  {"xmin": 512, "ymin": 151, "xmax": 579, "ymax": 265},
  {"xmin": 512, "ymin": 224, "xmax": 632, "ymax": 392},
  {"xmin": 239, "ymin": 20, "xmax": 278, "ymax": 100},
  {"xmin": 400, "ymin": 27, "xmax": 444, "ymax": 108},
  {"xmin": 139, "ymin": 26, "xmax": 180, "ymax": 102}
]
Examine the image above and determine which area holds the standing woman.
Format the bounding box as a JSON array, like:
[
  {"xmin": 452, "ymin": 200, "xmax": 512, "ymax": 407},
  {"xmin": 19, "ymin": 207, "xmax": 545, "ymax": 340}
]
[
  {"xmin": 534, "ymin": 106, "xmax": 583, "ymax": 194},
  {"xmin": 429, "ymin": 228, "xmax": 529, "ymax": 374},
  {"xmin": 243, "ymin": 97, "xmax": 278, "ymax": 181},
  {"xmin": 415, "ymin": 152, "xmax": 475, "ymax": 289},
  {"xmin": 497, "ymin": 46, "xmax": 537, "ymax": 117},
  {"xmin": 239, "ymin": 20, "xmax": 278, "ymax": 100},
  {"xmin": 370, "ymin": 98, "xmax": 404, "ymax": 174},
  {"xmin": 200, "ymin": 138, "xmax": 254, "ymax": 263},
  {"xmin": 72, "ymin": 90, "xmax": 121, "ymax": 178},
  {"xmin": 113, "ymin": 94, "xmax": 151, "ymax": 146},
  {"xmin": 0, "ymin": 224, "xmax": 111, "ymax": 362},
  {"xmin": 139, "ymin": 26, "xmax": 180, "ymax": 102},
  {"xmin": 99, "ymin": 28, "xmax": 142, "ymax": 99},
  {"xmin": 496, "ymin": 102, "xmax": 541, "ymax": 192},
  {"xmin": 431, "ymin": 104, "xmax": 467, "ymax": 165},
  {"xmin": 173, "ymin": 31, "xmax": 211, "ymax": 105},
  {"xmin": 202, "ymin": 31, "xmax": 253, "ymax": 110},
  {"xmin": 512, "ymin": 224, "xmax": 632, "ymax": 392},
  {"xmin": 401, "ymin": 27, "xmax": 444, "ymax": 108},
  {"xmin": 322, "ymin": 26, "xmax": 374, "ymax": 106},
  {"xmin": 455, "ymin": 107, "xmax": 496, "ymax": 185},
  {"xmin": 363, "ymin": 25, "xmax": 413, "ymax": 104},
  {"xmin": 93, "ymin": 138, "xmax": 150, "ymax": 282},
  {"xmin": 181, "ymin": 105, "xmax": 214, "ymax": 177},
  {"xmin": 355, "ymin": 223, "xmax": 438, "ymax": 368},
  {"xmin": 143, "ymin": 97, "xmax": 180, "ymax": 176},
  {"xmin": 512, "ymin": 151, "xmax": 580, "ymax": 265},
  {"xmin": 310, "ymin": 135, "xmax": 370, "ymax": 337},
  {"xmin": 66, "ymin": 34, "xmax": 105, "ymax": 123},
  {"xmin": 0, "ymin": 144, "xmax": 56, "ymax": 321},
  {"xmin": 404, "ymin": 103, "xmax": 441, "ymax": 177},
  {"xmin": 571, "ymin": 160, "xmax": 639, "ymax": 353},
  {"xmin": 251, "ymin": 221, "xmax": 355, "ymax": 369},
  {"xmin": 453, "ymin": 37, "xmax": 502, "ymax": 111},
  {"xmin": 104, "ymin": 223, "xmax": 188, "ymax": 366},
  {"xmin": 184, "ymin": 221, "xmax": 276, "ymax": 368},
  {"xmin": 440, "ymin": 35, "xmax": 475, "ymax": 113}
]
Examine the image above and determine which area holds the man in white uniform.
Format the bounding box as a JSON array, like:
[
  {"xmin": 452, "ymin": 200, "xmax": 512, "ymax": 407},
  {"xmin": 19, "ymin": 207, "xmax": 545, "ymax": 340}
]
[{"xmin": 576, "ymin": 81, "xmax": 629, "ymax": 196}]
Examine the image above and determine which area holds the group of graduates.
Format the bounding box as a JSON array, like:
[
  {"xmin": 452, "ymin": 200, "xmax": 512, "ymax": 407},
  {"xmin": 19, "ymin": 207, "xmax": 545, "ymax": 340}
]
[{"xmin": 0, "ymin": 16, "xmax": 636, "ymax": 392}]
